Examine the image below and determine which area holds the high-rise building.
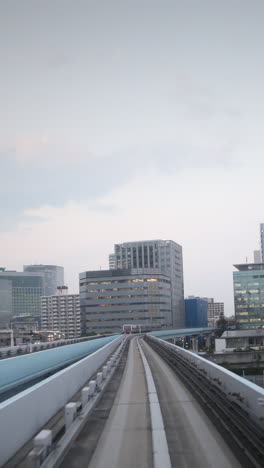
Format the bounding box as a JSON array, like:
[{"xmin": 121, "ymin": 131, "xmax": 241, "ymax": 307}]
[
  {"xmin": 109, "ymin": 240, "xmax": 184, "ymax": 327},
  {"xmin": 80, "ymin": 268, "xmax": 172, "ymax": 334},
  {"xmin": 184, "ymin": 297, "xmax": 208, "ymax": 328},
  {"xmin": 41, "ymin": 286, "xmax": 81, "ymax": 338},
  {"xmin": 260, "ymin": 223, "xmax": 264, "ymax": 262},
  {"xmin": 109, "ymin": 254, "xmax": 116, "ymax": 270},
  {"xmin": 0, "ymin": 269, "xmax": 44, "ymax": 326},
  {"xmin": 233, "ymin": 263, "xmax": 264, "ymax": 328},
  {"xmin": 23, "ymin": 265, "xmax": 64, "ymax": 296},
  {"xmin": 254, "ymin": 250, "xmax": 261, "ymax": 264},
  {"xmin": 201, "ymin": 297, "xmax": 224, "ymax": 327}
]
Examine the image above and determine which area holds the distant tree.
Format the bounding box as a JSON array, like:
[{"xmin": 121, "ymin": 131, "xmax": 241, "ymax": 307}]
[{"xmin": 215, "ymin": 312, "xmax": 228, "ymax": 338}]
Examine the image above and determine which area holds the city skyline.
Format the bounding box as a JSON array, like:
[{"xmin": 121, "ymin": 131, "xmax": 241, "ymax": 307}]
[{"xmin": 1, "ymin": 1, "xmax": 264, "ymax": 316}]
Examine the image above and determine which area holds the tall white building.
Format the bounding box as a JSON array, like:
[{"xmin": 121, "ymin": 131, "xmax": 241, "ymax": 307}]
[
  {"xmin": 202, "ymin": 297, "xmax": 224, "ymax": 327},
  {"xmin": 109, "ymin": 240, "xmax": 184, "ymax": 327},
  {"xmin": 41, "ymin": 286, "xmax": 81, "ymax": 338}
]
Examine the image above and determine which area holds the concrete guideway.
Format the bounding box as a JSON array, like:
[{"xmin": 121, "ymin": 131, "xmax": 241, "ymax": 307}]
[
  {"xmin": 18, "ymin": 335, "xmax": 248, "ymax": 468},
  {"xmin": 62, "ymin": 336, "xmax": 242, "ymax": 468},
  {"xmin": 137, "ymin": 338, "xmax": 171, "ymax": 468},
  {"xmin": 87, "ymin": 337, "xmax": 152, "ymax": 468},
  {"xmin": 141, "ymin": 339, "xmax": 242, "ymax": 468}
]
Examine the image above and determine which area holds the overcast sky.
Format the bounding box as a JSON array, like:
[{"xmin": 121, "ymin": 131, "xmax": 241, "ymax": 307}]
[{"xmin": 1, "ymin": 0, "xmax": 264, "ymax": 315}]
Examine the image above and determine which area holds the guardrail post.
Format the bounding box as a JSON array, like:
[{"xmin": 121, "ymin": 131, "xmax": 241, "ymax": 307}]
[
  {"xmin": 33, "ymin": 429, "xmax": 52, "ymax": 459},
  {"xmin": 81, "ymin": 387, "xmax": 90, "ymax": 408},
  {"xmin": 65, "ymin": 402, "xmax": 77, "ymax": 431},
  {"xmin": 102, "ymin": 366, "xmax": 108, "ymax": 380},
  {"xmin": 96, "ymin": 372, "xmax": 102, "ymax": 390},
  {"xmin": 89, "ymin": 380, "xmax": 96, "ymax": 397},
  {"xmin": 107, "ymin": 360, "xmax": 112, "ymax": 372},
  {"xmin": 26, "ymin": 446, "xmax": 46, "ymax": 468}
]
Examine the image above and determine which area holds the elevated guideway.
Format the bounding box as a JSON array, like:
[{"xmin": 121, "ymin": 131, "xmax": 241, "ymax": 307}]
[
  {"xmin": 149, "ymin": 326, "xmax": 216, "ymax": 341},
  {"xmin": 51, "ymin": 337, "xmax": 243, "ymax": 468},
  {"xmin": 0, "ymin": 336, "xmax": 118, "ymax": 402},
  {"xmin": 0, "ymin": 335, "xmax": 124, "ymax": 466},
  {"xmin": 2, "ymin": 334, "xmax": 264, "ymax": 467}
]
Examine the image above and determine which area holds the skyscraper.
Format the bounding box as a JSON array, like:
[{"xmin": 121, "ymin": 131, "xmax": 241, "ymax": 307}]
[
  {"xmin": 254, "ymin": 250, "xmax": 261, "ymax": 263},
  {"xmin": 23, "ymin": 265, "xmax": 64, "ymax": 296},
  {"xmin": 109, "ymin": 240, "xmax": 184, "ymax": 327},
  {"xmin": 260, "ymin": 223, "xmax": 264, "ymax": 262}
]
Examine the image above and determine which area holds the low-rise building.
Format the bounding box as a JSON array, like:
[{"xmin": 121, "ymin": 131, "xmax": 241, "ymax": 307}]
[
  {"xmin": 41, "ymin": 287, "xmax": 81, "ymax": 338},
  {"xmin": 215, "ymin": 329, "xmax": 264, "ymax": 353},
  {"xmin": 10, "ymin": 314, "xmax": 41, "ymax": 345}
]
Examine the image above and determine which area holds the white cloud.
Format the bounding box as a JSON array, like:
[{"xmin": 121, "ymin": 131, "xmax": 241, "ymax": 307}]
[{"xmin": 1, "ymin": 166, "xmax": 262, "ymax": 315}]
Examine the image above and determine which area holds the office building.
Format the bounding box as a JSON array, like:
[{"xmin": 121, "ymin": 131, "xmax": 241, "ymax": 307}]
[
  {"xmin": 233, "ymin": 263, "xmax": 264, "ymax": 328},
  {"xmin": 80, "ymin": 268, "xmax": 172, "ymax": 334},
  {"xmin": 184, "ymin": 297, "xmax": 208, "ymax": 328},
  {"xmin": 23, "ymin": 265, "xmax": 64, "ymax": 296},
  {"xmin": 41, "ymin": 286, "xmax": 81, "ymax": 338},
  {"xmin": 0, "ymin": 269, "xmax": 44, "ymax": 326},
  {"xmin": 109, "ymin": 240, "xmax": 184, "ymax": 327},
  {"xmin": 0, "ymin": 276, "xmax": 12, "ymax": 327}
]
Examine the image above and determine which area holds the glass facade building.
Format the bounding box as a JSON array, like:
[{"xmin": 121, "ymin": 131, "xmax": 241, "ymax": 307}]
[
  {"xmin": 233, "ymin": 263, "xmax": 264, "ymax": 328},
  {"xmin": 184, "ymin": 298, "xmax": 208, "ymax": 328},
  {"xmin": 23, "ymin": 265, "xmax": 64, "ymax": 296},
  {"xmin": 0, "ymin": 270, "xmax": 44, "ymax": 326},
  {"xmin": 80, "ymin": 268, "xmax": 172, "ymax": 334},
  {"xmin": 108, "ymin": 240, "xmax": 184, "ymax": 328}
]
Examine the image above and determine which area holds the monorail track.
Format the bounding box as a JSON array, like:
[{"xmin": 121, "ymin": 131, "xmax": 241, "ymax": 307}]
[{"xmin": 144, "ymin": 336, "xmax": 264, "ymax": 468}]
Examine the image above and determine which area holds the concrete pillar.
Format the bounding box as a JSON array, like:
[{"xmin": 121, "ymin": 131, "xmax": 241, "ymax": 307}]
[
  {"xmin": 191, "ymin": 337, "xmax": 199, "ymax": 352},
  {"xmin": 206, "ymin": 335, "xmax": 211, "ymax": 349}
]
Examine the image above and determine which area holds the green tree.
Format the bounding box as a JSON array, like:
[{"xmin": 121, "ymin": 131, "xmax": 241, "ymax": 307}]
[{"xmin": 215, "ymin": 312, "xmax": 228, "ymax": 338}]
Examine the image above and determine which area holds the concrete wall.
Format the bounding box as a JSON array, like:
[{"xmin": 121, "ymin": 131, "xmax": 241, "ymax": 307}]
[
  {"xmin": 149, "ymin": 336, "xmax": 264, "ymax": 428},
  {"xmin": 215, "ymin": 338, "xmax": 226, "ymax": 353},
  {"xmin": 0, "ymin": 335, "xmax": 123, "ymax": 466},
  {"xmin": 206, "ymin": 350, "xmax": 264, "ymax": 365}
]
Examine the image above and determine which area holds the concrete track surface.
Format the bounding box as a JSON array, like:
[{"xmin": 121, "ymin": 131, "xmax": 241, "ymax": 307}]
[{"xmin": 62, "ymin": 337, "xmax": 242, "ymax": 468}]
